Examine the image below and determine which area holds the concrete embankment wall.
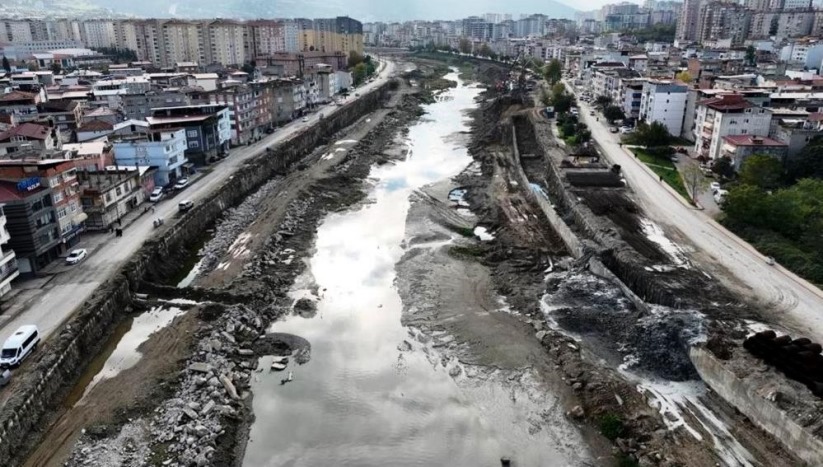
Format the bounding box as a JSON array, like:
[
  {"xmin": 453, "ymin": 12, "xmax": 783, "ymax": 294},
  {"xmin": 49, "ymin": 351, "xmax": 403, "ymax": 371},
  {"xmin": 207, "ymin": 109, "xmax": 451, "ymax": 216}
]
[
  {"xmin": 523, "ymin": 113, "xmax": 683, "ymax": 308},
  {"xmin": 507, "ymin": 118, "xmax": 584, "ymax": 259},
  {"xmin": 0, "ymin": 81, "xmax": 393, "ymax": 464},
  {"xmin": 691, "ymin": 347, "xmax": 823, "ymax": 466}
]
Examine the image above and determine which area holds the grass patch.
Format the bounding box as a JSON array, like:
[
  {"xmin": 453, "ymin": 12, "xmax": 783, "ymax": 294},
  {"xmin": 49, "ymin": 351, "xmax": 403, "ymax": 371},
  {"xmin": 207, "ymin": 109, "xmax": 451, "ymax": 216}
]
[
  {"xmin": 632, "ymin": 149, "xmax": 691, "ymax": 202},
  {"xmin": 445, "ymin": 224, "xmax": 475, "ymax": 237},
  {"xmin": 448, "ymin": 245, "xmax": 486, "ymax": 259},
  {"xmin": 599, "ymin": 413, "xmax": 626, "ymax": 441}
]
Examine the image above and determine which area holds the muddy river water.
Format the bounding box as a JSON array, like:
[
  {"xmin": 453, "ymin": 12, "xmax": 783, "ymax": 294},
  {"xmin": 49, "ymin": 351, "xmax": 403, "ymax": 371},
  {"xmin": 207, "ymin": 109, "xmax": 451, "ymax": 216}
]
[{"xmin": 243, "ymin": 72, "xmax": 592, "ymax": 466}]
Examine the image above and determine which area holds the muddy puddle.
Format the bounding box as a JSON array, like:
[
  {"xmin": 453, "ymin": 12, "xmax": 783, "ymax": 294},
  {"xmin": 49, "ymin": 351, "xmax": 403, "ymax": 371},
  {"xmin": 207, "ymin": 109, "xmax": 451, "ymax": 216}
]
[{"xmin": 244, "ymin": 72, "xmax": 591, "ymax": 466}]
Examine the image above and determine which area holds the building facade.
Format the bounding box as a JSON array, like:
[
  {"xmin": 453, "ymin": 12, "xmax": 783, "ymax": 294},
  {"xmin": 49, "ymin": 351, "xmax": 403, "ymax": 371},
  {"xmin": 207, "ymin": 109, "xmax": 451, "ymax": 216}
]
[
  {"xmin": 113, "ymin": 129, "xmax": 189, "ymax": 187},
  {"xmin": 639, "ymin": 80, "xmax": 689, "ymax": 137}
]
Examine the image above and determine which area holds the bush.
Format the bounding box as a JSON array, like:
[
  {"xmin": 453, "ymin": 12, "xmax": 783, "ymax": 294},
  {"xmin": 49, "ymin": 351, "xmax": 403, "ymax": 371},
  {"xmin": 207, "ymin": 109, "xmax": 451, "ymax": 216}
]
[{"xmin": 599, "ymin": 413, "xmax": 625, "ymax": 440}]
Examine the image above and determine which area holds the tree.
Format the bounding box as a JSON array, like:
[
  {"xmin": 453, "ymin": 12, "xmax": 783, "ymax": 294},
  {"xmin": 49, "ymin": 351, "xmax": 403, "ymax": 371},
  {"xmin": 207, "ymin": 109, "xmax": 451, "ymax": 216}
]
[
  {"xmin": 544, "ymin": 59, "xmax": 562, "ymax": 85},
  {"xmin": 635, "ymin": 121, "xmax": 671, "ymax": 149},
  {"xmin": 675, "ymin": 71, "xmax": 693, "ymax": 84},
  {"xmin": 348, "ymin": 51, "xmax": 365, "ymax": 68},
  {"xmin": 1, "ymin": 56, "xmax": 9, "ymax": 73},
  {"xmin": 787, "ymin": 136, "xmax": 823, "ymax": 181},
  {"xmin": 711, "ymin": 157, "xmax": 736, "ymax": 179},
  {"xmin": 739, "ymin": 154, "xmax": 784, "ymax": 190},
  {"xmin": 352, "ymin": 62, "xmax": 368, "ymax": 86},
  {"xmin": 603, "ymin": 105, "xmax": 625, "ymax": 124},
  {"xmin": 682, "ymin": 164, "xmax": 709, "ymax": 203},
  {"xmin": 723, "ymin": 183, "xmax": 771, "ymax": 226},
  {"xmin": 50, "ymin": 62, "xmax": 62, "ymax": 75},
  {"xmin": 595, "ymin": 94, "xmax": 612, "ymax": 108},
  {"xmin": 745, "ymin": 45, "xmax": 757, "ymax": 67},
  {"xmin": 552, "ymin": 92, "xmax": 575, "ymax": 114},
  {"xmin": 478, "ymin": 43, "xmax": 493, "ymax": 58},
  {"xmin": 241, "ymin": 62, "xmax": 255, "ymax": 74},
  {"xmin": 458, "ymin": 37, "xmax": 472, "ymax": 54}
]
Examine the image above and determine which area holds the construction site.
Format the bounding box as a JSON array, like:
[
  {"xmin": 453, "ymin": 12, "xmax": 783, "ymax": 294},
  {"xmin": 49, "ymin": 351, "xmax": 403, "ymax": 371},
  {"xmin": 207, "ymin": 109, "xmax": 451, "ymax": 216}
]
[{"xmin": 1, "ymin": 55, "xmax": 821, "ymax": 467}]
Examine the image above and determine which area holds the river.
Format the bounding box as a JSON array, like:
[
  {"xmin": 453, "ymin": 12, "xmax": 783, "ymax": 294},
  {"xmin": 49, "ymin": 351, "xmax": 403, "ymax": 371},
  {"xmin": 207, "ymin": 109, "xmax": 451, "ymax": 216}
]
[{"xmin": 243, "ymin": 71, "xmax": 591, "ymax": 467}]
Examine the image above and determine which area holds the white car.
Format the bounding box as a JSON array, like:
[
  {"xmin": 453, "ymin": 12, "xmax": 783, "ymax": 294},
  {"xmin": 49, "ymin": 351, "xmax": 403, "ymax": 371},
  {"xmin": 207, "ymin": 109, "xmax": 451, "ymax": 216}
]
[
  {"xmin": 620, "ymin": 127, "xmax": 634, "ymax": 134},
  {"xmin": 65, "ymin": 249, "xmax": 87, "ymax": 265},
  {"xmin": 174, "ymin": 178, "xmax": 189, "ymax": 190},
  {"xmin": 149, "ymin": 187, "xmax": 164, "ymax": 202},
  {"xmin": 710, "ymin": 182, "xmax": 721, "ymax": 193},
  {"xmin": 301, "ymin": 117, "xmax": 310, "ymax": 123}
]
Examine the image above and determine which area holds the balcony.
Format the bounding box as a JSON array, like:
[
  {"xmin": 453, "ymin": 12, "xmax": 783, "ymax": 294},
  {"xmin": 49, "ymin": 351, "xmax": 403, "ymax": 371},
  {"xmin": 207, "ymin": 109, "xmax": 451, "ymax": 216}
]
[{"xmin": 0, "ymin": 255, "xmax": 19, "ymax": 286}]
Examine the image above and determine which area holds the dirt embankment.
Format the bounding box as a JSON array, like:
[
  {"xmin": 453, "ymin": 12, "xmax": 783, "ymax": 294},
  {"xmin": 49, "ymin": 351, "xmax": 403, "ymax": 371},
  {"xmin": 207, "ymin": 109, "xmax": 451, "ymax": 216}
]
[
  {"xmin": 57, "ymin": 64, "xmax": 453, "ymax": 467},
  {"xmin": 433, "ymin": 85, "xmax": 801, "ymax": 466}
]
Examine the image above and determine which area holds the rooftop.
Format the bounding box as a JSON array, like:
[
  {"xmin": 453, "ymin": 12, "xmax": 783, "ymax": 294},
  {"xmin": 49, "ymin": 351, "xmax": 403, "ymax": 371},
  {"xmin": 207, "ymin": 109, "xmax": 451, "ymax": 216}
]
[
  {"xmin": 723, "ymin": 135, "xmax": 787, "ymax": 147},
  {"xmin": 0, "ymin": 122, "xmax": 51, "ymax": 141},
  {"xmin": 0, "ymin": 180, "xmax": 48, "ymax": 202},
  {"xmin": 700, "ymin": 94, "xmax": 751, "ymax": 111}
]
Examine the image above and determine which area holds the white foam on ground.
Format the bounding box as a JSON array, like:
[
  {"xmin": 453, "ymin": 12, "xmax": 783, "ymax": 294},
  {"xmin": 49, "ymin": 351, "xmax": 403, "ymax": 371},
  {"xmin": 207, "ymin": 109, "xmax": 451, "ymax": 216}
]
[
  {"xmin": 473, "ymin": 226, "xmax": 495, "ymax": 241},
  {"xmin": 627, "ymin": 375, "xmax": 757, "ymax": 467},
  {"xmin": 640, "ymin": 219, "xmax": 691, "ymax": 268}
]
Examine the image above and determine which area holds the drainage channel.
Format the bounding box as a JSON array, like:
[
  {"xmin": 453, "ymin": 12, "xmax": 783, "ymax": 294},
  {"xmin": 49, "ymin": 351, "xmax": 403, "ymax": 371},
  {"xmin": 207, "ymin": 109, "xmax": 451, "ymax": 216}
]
[{"xmin": 242, "ymin": 70, "xmax": 592, "ymax": 467}]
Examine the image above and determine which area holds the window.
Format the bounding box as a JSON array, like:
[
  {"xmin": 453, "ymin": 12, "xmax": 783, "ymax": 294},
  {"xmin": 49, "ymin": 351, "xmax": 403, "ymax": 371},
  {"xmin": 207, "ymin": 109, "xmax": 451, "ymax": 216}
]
[
  {"xmin": 106, "ymin": 193, "xmax": 112, "ymax": 203},
  {"xmin": 115, "ymin": 187, "xmax": 122, "ymax": 197},
  {"xmin": 741, "ymin": 129, "xmax": 748, "ymax": 134},
  {"xmin": 57, "ymin": 207, "xmax": 67, "ymax": 219},
  {"xmin": 52, "ymin": 191, "xmax": 63, "ymax": 203},
  {"xmin": 187, "ymin": 130, "xmax": 198, "ymax": 137}
]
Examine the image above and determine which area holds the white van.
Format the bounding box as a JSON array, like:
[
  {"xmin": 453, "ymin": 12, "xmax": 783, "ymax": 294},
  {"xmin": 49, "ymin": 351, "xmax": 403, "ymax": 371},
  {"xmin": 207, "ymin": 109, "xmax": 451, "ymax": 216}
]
[{"xmin": 0, "ymin": 325, "xmax": 40, "ymax": 368}]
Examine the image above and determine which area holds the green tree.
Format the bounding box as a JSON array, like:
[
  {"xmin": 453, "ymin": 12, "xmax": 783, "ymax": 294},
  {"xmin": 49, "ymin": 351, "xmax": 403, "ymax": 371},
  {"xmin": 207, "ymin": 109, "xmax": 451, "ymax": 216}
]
[
  {"xmin": 2, "ymin": 56, "xmax": 9, "ymax": 73},
  {"xmin": 552, "ymin": 92, "xmax": 575, "ymax": 114},
  {"xmin": 478, "ymin": 43, "xmax": 493, "ymax": 58},
  {"xmin": 603, "ymin": 105, "xmax": 625, "ymax": 124},
  {"xmin": 723, "ymin": 183, "xmax": 771, "ymax": 225},
  {"xmin": 458, "ymin": 37, "xmax": 472, "ymax": 54},
  {"xmin": 635, "ymin": 121, "xmax": 671, "ymax": 149},
  {"xmin": 712, "ymin": 157, "xmax": 736, "ymax": 179},
  {"xmin": 675, "ymin": 71, "xmax": 693, "ymax": 84},
  {"xmin": 787, "ymin": 137, "xmax": 823, "ymax": 181},
  {"xmin": 50, "ymin": 62, "xmax": 62, "ymax": 75},
  {"xmin": 543, "ymin": 59, "xmax": 562, "ymax": 85},
  {"xmin": 352, "ymin": 62, "xmax": 368, "ymax": 86},
  {"xmin": 739, "ymin": 154, "xmax": 784, "ymax": 190},
  {"xmin": 595, "ymin": 94, "xmax": 613, "ymax": 108},
  {"xmin": 682, "ymin": 164, "xmax": 709, "ymax": 203},
  {"xmin": 348, "ymin": 51, "xmax": 365, "ymax": 68}
]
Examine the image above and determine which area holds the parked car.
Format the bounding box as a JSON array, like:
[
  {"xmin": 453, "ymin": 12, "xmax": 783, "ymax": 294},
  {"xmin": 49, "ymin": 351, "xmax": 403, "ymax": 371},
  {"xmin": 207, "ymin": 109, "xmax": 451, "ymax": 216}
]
[
  {"xmin": 179, "ymin": 200, "xmax": 194, "ymax": 212},
  {"xmin": 149, "ymin": 187, "xmax": 165, "ymax": 202},
  {"xmin": 65, "ymin": 249, "xmax": 87, "ymax": 265},
  {"xmin": 589, "ymin": 111, "xmax": 596, "ymax": 116},
  {"xmin": 619, "ymin": 127, "xmax": 633, "ymax": 134},
  {"xmin": 301, "ymin": 117, "xmax": 310, "ymax": 123},
  {"xmin": 174, "ymin": 178, "xmax": 189, "ymax": 190},
  {"xmin": 609, "ymin": 127, "xmax": 619, "ymax": 133},
  {"xmin": 0, "ymin": 325, "xmax": 40, "ymax": 368},
  {"xmin": 670, "ymin": 155, "xmax": 679, "ymax": 163},
  {"xmin": 710, "ymin": 182, "xmax": 721, "ymax": 193},
  {"xmin": 714, "ymin": 189, "xmax": 729, "ymax": 203},
  {"xmin": 0, "ymin": 369, "xmax": 10, "ymax": 387}
]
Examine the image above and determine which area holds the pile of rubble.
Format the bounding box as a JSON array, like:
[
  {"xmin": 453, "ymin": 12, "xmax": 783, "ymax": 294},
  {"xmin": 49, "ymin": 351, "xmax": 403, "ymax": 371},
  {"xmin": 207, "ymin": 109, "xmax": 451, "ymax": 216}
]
[
  {"xmin": 198, "ymin": 176, "xmax": 283, "ymax": 274},
  {"xmin": 67, "ymin": 304, "xmax": 266, "ymax": 467}
]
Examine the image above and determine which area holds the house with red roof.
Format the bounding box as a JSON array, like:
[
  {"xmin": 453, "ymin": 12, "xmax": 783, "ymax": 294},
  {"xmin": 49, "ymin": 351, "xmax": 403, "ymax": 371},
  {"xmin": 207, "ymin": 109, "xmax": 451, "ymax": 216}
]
[
  {"xmin": 0, "ymin": 122, "xmax": 61, "ymax": 156},
  {"xmin": 721, "ymin": 135, "xmax": 788, "ymax": 171},
  {"xmin": 693, "ymin": 94, "xmax": 773, "ymax": 160}
]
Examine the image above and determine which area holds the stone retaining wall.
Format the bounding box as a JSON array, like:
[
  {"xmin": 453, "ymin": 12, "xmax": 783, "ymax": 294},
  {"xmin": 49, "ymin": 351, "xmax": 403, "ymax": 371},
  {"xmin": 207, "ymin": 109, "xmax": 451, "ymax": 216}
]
[{"xmin": 0, "ymin": 81, "xmax": 393, "ymax": 465}]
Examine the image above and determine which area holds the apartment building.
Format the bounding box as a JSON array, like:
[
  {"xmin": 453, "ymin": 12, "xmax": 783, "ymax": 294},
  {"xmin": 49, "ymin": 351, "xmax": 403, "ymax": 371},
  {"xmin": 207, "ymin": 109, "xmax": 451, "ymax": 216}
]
[
  {"xmin": 693, "ymin": 94, "xmax": 772, "ymax": 160},
  {"xmin": 146, "ymin": 105, "xmax": 230, "ymax": 164},
  {"xmin": 0, "ymin": 159, "xmax": 85, "ymax": 251},
  {"xmin": 639, "ymin": 80, "xmax": 688, "ymax": 137},
  {"xmin": 0, "ymin": 206, "xmax": 19, "ymax": 298},
  {"xmin": 113, "ymin": 129, "xmax": 188, "ymax": 186},
  {"xmin": 0, "ymin": 179, "xmax": 59, "ymax": 276},
  {"xmin": 697, "ymin": 2, "xmax": 752, "ymax": 46},
  {"xmin": 204, "ymin": 20, "xmax": 247, "ymax": 67},
  {"xmin": 160, "ymin": 21, "xmax": 205, "ymax": 69},
  {"xmin": 249, "ymin": 20, "xmax": 286, "ymax": 57},
  {"xmin": 721, "ymin": 135, "xmax": 788, "ymax": 170},
  {"xmin": 81, "ymin": 20, "xmax": 116, "ymax": 49},
  {"xmin": 620, "ymin": 79, "xmax": 645, "ymax": 121},
  {"xmin": 78, "ymin": 167, "xmax": 150, "ymax": 231},
  {"xmin": 201, "ymin": 84, "xmax": 269, "ymax": 145}
]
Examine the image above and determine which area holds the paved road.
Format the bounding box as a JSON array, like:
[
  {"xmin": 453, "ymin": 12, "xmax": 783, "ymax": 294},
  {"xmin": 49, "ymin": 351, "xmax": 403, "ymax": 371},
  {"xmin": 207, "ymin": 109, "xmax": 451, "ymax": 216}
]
[
  {"xmin": 567, "ymin": 82, "xmax": 823, "ymax": 343},
  {"xmin": 0, "ymin": 61, "xmax": 396, "ymax": 343}
]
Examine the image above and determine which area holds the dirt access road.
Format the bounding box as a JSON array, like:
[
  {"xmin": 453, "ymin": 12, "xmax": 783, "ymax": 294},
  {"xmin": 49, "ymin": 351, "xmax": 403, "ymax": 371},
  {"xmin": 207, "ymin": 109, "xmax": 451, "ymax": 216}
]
[
  {"xmin": 0, "ymin": 62, "xmax": 396, "ymax": 345},
  {"xmin": 567, "ymin": 82, "xmax": 823, "ymax": 344}
]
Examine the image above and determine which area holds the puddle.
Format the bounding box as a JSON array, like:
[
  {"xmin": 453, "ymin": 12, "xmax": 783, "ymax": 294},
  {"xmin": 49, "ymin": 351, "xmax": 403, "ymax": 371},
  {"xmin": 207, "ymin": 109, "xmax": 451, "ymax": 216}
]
[
  {"xmin": 640, "ymin": 219, "xmax": 691, "ymax": 268},
  {"xmin": 244, "ymin": 71, "xmax": 589, "ymax": 466},
  {"xmin": 177, "ymin": 258, "xmax": 203, "ymax": 288},
  {"xmin": 68, "ymin": 306, "xmax": 186, "ymax": 406}
]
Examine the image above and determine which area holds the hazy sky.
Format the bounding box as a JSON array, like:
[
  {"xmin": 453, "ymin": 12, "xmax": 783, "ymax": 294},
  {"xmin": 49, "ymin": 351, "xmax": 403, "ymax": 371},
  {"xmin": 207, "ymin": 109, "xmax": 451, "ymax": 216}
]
[{"xmin": 271, "ymin": 0, "xmax": 590, "ymax": 21}]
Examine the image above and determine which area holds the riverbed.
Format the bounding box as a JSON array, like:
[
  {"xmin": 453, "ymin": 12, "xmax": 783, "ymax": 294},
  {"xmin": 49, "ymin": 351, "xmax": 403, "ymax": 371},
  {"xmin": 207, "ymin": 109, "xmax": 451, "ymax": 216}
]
[{"xmin": 243, "ymin": 71, "xmax": 593, "ymax": 466}]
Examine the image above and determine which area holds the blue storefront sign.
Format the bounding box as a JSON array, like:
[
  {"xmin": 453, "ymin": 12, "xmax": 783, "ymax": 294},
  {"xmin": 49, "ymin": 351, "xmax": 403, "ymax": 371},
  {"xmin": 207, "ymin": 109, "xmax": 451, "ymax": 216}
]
[{"xmin": 16, "ymin": 178, "xmax": 41, "ymax": 192}]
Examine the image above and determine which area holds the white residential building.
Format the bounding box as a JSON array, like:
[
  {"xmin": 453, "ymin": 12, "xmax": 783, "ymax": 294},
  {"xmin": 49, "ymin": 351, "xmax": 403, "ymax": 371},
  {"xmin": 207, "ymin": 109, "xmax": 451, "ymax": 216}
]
[
  {"xmin": 205, "ymin": 20, "xmax": 247, "ymax": 66},
  {"xmin": 81, "ymin": 20, "xmax": 116, "ymax": 49},
  {"xmin": 639, "ymin": 80, "xmax": 689, "ymax": 137},
  {"xmin": 113, "ymin": 129, "xmax": 189, "ymax": 186},
  {"xmin": 0, "ymin": 205, "xmax": 19, "ymax": 298},
  {"xmin": 693, "ymin": 94, "xmax": 772, "ymax": 160}
]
